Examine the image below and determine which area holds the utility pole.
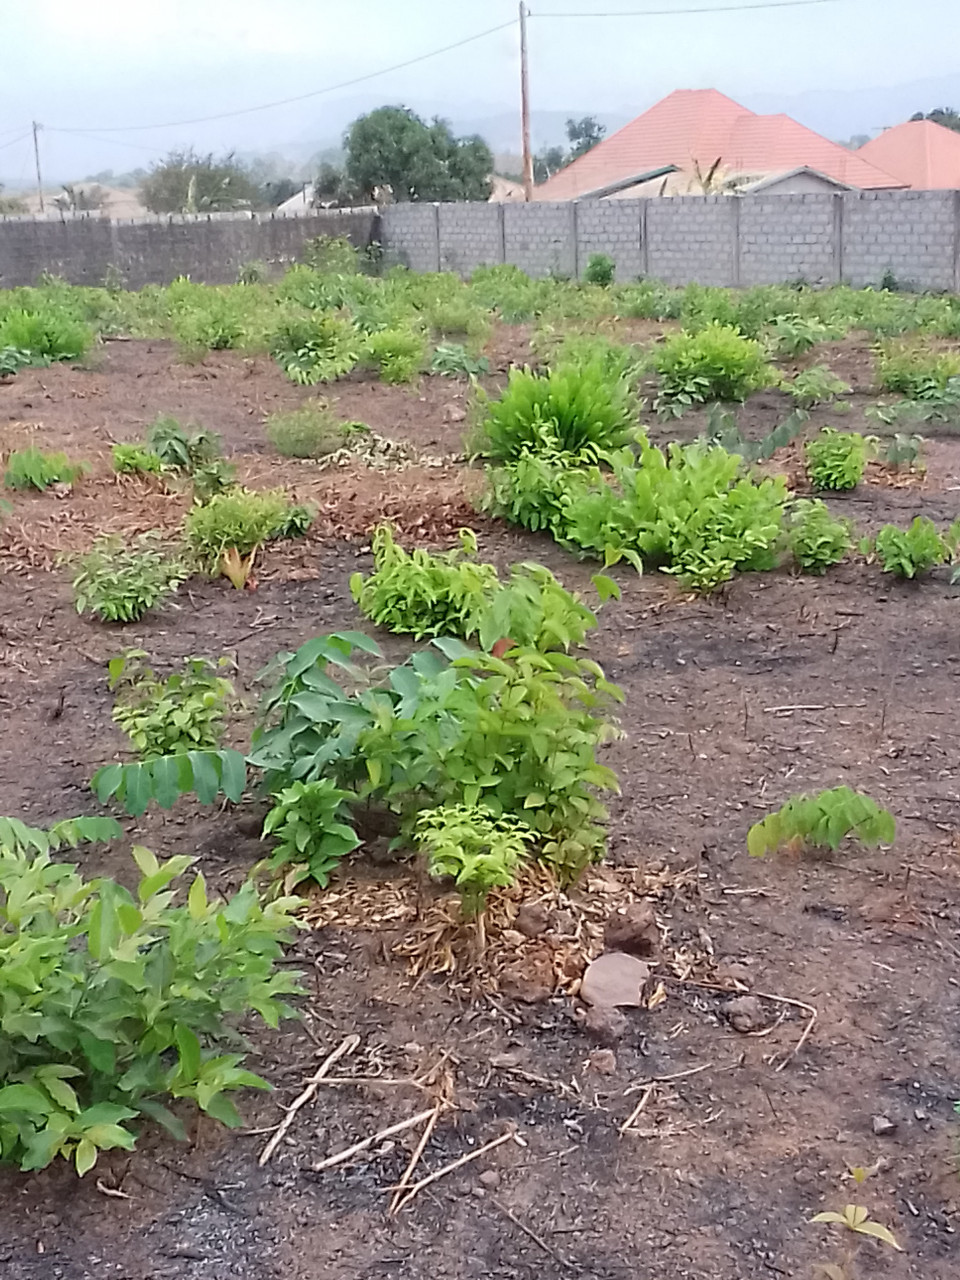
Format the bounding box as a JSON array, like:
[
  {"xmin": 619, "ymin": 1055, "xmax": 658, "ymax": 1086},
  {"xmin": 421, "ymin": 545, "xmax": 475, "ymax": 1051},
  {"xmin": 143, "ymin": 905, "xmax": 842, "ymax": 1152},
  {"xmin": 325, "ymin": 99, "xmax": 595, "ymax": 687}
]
[
  {"xmin": 32, "ymin": 122, "xmax": 45, "ymax": 213},
  {"xmin": 519, "ymin": 3, "xmax": 534, "ymax": 201}
]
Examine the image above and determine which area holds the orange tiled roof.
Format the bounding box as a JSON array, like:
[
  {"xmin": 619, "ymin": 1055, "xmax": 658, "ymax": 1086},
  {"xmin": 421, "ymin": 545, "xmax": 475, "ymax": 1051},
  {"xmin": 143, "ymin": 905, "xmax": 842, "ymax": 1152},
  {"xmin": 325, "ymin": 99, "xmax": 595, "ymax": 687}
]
[
  {"xmin": 857, "ymin": 119, "xmax": 960, "ymax": 190},
  {"xmin": 536, "ymin": 88, "xmax": 904, "ymax": 198}
]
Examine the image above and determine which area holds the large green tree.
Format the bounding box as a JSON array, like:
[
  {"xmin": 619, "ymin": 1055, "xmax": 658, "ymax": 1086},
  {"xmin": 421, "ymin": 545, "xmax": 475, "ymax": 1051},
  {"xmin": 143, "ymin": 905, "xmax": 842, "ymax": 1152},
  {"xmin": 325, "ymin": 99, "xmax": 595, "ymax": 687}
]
[
  {"xmin": 344, "ymin": 106, "xmax": 493, "ymax": 203},
  {"xmin": 139, "ymin": 150, "xmax": 262, "ymax": 214},
  {"xmin": 910, "ymin": 107, "xmax": 960, "ymax": 132},
  {"xmin": 566, "ymin": 115, "xmax": 606, "ymax": 160}
]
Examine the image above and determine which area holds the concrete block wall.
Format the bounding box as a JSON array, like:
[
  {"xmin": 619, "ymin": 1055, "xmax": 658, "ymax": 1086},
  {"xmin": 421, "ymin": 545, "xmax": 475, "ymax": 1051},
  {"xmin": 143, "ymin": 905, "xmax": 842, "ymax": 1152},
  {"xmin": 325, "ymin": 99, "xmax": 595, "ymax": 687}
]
[
  {"xmin": 841, "ymin": 190, "xmax": 957, "ymax": 291},
  {"xmin": 739, "ymin": 193, "xmax": 838, "ymax": 286},
  {"xmin": 503, "ymin": 202, "xmax": 576, "ymax": 278},
  {"xmin": 646, "ymin": 197, "xmax": 737, "ymax": 286},
  {"xmin": 0, "ymin": 208, "xmax": 378, "ymax": 288},
  {"xmin": 438, "ymin": 203, "xmax": 502, "ymax": 274},
  {"xmin": 378, "ymin": 203, "xmax": 437, "ymax": 273},
  {"xmin": 576, "ymin": 201, "xmax": 644, "ymax": 281}
]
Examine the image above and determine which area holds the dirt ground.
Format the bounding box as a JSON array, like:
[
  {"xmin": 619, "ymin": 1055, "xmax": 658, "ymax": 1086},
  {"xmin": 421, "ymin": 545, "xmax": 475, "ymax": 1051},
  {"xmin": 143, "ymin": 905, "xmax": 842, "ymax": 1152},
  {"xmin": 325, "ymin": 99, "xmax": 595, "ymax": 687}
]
[{"xmin": 1, "ymin": 333, "xmax": 959, "ymax": 1280}]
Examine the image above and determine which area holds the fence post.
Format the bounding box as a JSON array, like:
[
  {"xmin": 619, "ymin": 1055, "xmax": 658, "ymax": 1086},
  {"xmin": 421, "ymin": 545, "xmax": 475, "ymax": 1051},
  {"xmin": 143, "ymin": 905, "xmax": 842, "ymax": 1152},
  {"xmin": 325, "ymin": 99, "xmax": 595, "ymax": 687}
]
[
  {"xmin": 432, "ymin": 203, "xmax": 441, "ymax": 272},
  {"xmin": 497, "ymin": 202, "xmax": 506, "ymax": 263},
  {"xmin": 832, "ymin": 192, "xmax": 844, "ymax": 285},
  {"xmin": 570, "ymin": 201, "xmax": 580, "ymax": 280},
  {"xmin": 953, "ymin": 191, "xmax": 960, "ymax": 293},
  {"xmin": 731, "ymin": 197, "xmax": 741, "ymax": 287},
  {"xmin": 640, "ymin": 200, "xmax": 649, "ymax": 278}
]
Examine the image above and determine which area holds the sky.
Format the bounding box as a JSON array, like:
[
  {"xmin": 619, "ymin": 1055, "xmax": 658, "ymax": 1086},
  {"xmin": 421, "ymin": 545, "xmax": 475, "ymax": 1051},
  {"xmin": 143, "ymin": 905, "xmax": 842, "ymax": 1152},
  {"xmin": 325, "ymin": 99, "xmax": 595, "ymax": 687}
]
[{"xmin": 1, "ymin": 0, "xmax": 959, "ymax": 185}]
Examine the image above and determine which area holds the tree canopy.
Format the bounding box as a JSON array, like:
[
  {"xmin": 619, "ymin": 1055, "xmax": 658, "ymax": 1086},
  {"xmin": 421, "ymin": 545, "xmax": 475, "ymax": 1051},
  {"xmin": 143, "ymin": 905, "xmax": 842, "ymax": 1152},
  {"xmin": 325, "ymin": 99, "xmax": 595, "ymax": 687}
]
[
  {"xmin": 344, "ymin": 106, "xmax": 493, "ymax": 203},
  {"xmin": 910, "ymin": 107, "xmax": 960, "ymax": 132},
  {"xmin": 533, "ymin": 115, "xmax": 606, "ymax": 184},
  {"xmin": 139, "ymin": 150, "xmax": 263, "ymax": 214}
]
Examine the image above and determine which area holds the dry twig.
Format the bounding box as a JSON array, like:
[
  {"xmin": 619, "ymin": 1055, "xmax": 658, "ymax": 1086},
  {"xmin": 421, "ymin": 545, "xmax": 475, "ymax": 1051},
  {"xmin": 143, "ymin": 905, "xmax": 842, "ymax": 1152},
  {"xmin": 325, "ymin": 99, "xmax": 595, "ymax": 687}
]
[
  {"xmin": 311, "ymin": 1108, "xmax": 439, "ymax": 1173},
  {"xmin": 490, "ymin": 1197, "xmax": 578, "ymax": 1271},
  {"xmin": 391, "ymin": 1129, "xmax": 518, "ymax": 1214},
  {"xmin": 388, "ymin": 1103, "xmax": 444, "ymax": 1216},
  {"xmin": 258, "ymin": 1034, "xmax": 359, "ymax": 1166}
]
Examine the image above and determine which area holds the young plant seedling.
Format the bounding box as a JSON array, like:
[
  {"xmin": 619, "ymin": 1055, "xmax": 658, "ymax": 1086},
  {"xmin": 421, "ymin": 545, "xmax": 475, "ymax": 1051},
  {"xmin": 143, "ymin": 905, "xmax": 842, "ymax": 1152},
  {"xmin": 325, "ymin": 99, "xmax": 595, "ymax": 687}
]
[
  {"xmin": 804, "ymin": 428, "xmax": 868, "ymax": 492},
  {"xmin": 747, "ymin": 787, "xmax": 895, "ymax": 858},
  {"xmin": 860, "ymin": 517, "xmax": 951, "ymax": 579}
]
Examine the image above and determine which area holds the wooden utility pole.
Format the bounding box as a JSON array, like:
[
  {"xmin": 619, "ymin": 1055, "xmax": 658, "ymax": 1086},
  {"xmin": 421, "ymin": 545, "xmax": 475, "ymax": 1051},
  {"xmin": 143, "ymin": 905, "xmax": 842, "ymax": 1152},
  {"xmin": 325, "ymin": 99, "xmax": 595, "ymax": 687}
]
[
  {"xmin": 32, "ymin": 122, "xmax": 44, "ymax": 213},
  {"xmin": 519, "ymin": 3, "xmax": 534, "ymax": 201}
]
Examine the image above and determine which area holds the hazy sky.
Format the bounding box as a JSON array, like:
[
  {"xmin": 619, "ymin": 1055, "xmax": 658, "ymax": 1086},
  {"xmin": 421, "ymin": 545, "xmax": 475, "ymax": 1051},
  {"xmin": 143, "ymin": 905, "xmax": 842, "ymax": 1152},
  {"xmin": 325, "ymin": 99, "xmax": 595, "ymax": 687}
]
[{"xmin": 1, "ymin": 0, "xmax": 958, "ymax": 182}]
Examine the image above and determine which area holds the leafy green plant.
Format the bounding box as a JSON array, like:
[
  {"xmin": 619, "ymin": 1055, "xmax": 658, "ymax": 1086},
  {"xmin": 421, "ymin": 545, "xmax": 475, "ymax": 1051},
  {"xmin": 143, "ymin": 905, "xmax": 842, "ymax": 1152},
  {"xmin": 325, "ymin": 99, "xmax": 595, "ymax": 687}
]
[
  {"xmin": 653, "ymin": 322, "xmax": 775, "ymax": 411},
  {"xmin": 882, "ymin": 432, "xmax": 924, "ymax": 471},
  {"xmin": 146, "ymin": 416, "xmax": 221, "ymax": 471},
  {"xmin": 108, "ymin": 650, "xmax": 234, "ymax": 757},
  {"xmin": 876, "ymin": 340, "xmax": 960, "ymax": 398},
  {"xmin": 768, "ymin": 314, "xmax": 837, "ymax": 358},
  {"xmin": 190, "ymin": 457, "xmax": 237, "ymax": 501},
  {"xmin": 172, "ymin": 296, "xmax": 246, "ymax": 357},
  {"xmin": 430, "ymin": 343, "xmax": 490, "ymax": 378},
  {"xmin": 810, "ymin": 1202, "xmax": 902, "ymax": 1277},
  {"xmin": 4, "ymin": 447, "xmax": 87, "ymax": 491},
  {"xmin": 415, "ymin": 805, "xmax": 538, "ymax": 918},
  {"xmin": 584, "ymin": 253, "xmax": 615, "ymax": 287},
  {"xmin": 705, "ymin": 404, "xmax": 810, "ymax": 462},
  {"xmin": 0, "ymin": 308, "xmax": 92, "ymax": 363},
  {"xmin": 262, "ymin": 780, "xmax": 360, "ymax": 888},
  {"xmin": 111, "ymin": 442, "xmax": 165, "ymax": 476},
  {"xmin": 0, "ymin": 838, "xmax": 298, "ymax": 1174},
  {"xmin": 0, "ymin": 347, "xmax": 34, "ymax": 378},
  {"xmin": 747, "ymin": 787, "xmax": 895, "ymax": 857},
  {"xmin": 861, "ymin": 517, "xmax": 951, "ymax": 579},
  {"xmin": 785, "ymin": 499, "xmax": 852, "ymax": 574},
  {"xmin": 265, "ymin": 401, "xmax": 367, "ymax": 458},
  {"xmin": 72, "ymin": 535, "xmax": 187, "ymax": 623},
  {"xmin": 184, "ymin": 487, "xmax": 300, "ymax": 584},
  {"xmin": 92, "ymin": 750, "xmax": 246, "ymax": 816},
  {"xmin": 249, "ymin": 633, "xmax": 622, "ymax": 886},
  {"xmin": 350, "ymin": 524, "xmax": 615, "ymax": 650},
  {"xmin": 301, "ymin": 233, "xmax": 359, "ymax": 275},
  {"xmin": 0, "ymin": 814, "xmax": 122, "ymax": 857},
  {"xmin": 237, "ymin": 260, "xmax": 268, "ymax": 285},
  {"xmin": 270, "ymin": 314, "xmax": 360, "ymax": 385},
  {"xmin": 364, "ymin": 327, "xmax": 427, "ymax": 384},
  {"xmin": 804, "ymin": 428, "xmax": 868, "ymax": 491},
  {"xmin": 425, "ymin": 299, "xmax": 491, "ymax": 351},
  {"xmin": 784, "ymin": 365, "xmax": 850, "ymax": 409},
  {"xmin": 473, "ymin": 362, "xmax": 636, "ymax": 461}
]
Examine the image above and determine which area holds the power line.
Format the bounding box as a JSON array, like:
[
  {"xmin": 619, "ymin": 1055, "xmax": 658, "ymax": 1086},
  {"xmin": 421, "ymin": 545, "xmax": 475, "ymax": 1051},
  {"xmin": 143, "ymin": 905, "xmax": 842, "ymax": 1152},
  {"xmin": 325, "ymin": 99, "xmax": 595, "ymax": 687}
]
[
  {"xmin": 0, "ymin": 130, "xmax": 32, "ymax": 153},
  {"xmin": 534, "ymin": 0, "xmax": 839, "ymax": 13},
  {"xmin": 49, "ymin": 19, "xmax": 517, "ymax": 134},
  {"xmin": 51, "ymin": 129, "xmax": 166, "ymax": 154}
]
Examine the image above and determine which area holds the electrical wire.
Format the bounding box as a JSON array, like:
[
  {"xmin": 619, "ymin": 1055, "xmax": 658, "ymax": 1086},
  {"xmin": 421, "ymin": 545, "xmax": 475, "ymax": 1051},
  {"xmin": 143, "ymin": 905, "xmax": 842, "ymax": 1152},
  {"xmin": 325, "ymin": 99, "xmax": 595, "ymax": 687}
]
[
  {"xmin": 534, "ymin": 0, "xmax": 838, "ymax": 13},
  {"xmin": 0, "ymin": 130, "xmax": 32, "ymax": 153},
  {"xmin": 49, "ymin": 19, "xmax": 517, "ymax": 134}
]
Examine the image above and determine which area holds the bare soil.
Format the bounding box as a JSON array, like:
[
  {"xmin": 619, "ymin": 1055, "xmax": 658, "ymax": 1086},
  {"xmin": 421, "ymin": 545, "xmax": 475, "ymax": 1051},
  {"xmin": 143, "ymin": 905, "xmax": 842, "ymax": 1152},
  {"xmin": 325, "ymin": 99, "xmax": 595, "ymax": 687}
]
[{"xmin": 1, "ymin": 334, "xmax": 959, "ymax": 1280}]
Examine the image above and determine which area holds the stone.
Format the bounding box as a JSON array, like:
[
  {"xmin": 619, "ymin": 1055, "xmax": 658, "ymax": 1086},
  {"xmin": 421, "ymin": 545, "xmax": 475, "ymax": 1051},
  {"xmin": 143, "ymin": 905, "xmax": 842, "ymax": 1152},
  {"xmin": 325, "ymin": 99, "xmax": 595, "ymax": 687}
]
[
  {"xmin": 515, "ymin": 902, "xmax": 552, "ymax": 938},
  {"xmin": 714, "ymin": 959, "xmax": 754, "ymax": 990},
  {"xmin": 872, "ymin": 1115, "xmax": 897, "ymax": 1136},
  {"xmin": 722, "ymin": 995, "xmax": 769, "ymax": 1034},
  {"xmin": 582, "ymin": 1003, "xmax": 627, "ymax": 1047},
  {"xmin": 499, "ymin": 943, "xmax": 555, "ymax": 1004},
  {"xmin": 478, "ymin": 1170, "xmax": 501, "ymax": 1189},
  {"xmin": 586, "ymin": 1049, "xmax": 617, "ymax": 1075},
  {"xmin": 604, "ymin": 901, "xmax": 660, "ymax": 958},
  {"xmin": 580, "ymin": 952, "xmax": 652, "ymax": 1008}
]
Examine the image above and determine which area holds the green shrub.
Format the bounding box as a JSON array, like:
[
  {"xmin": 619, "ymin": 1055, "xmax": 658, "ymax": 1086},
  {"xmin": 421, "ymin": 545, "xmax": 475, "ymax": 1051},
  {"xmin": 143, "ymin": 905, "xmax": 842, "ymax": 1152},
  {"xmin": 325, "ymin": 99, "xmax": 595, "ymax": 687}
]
[
  {"xmin": 111, "ymin": 443, "xmax": 165, "ymax": 476},
  {"xmin": 249, "ymin": 633, "xmax": 622, "ymax": 886},
  {"xmin": 4, "ymin": 447, "xmax": 87, "ymax": 491},
  {"xmin": 473, "ymin": 362, "xmax": 636, "ymax": 461},
  {"xmin": 190, "ymin": 458, "xmax": 237, "ymax": 501},
  {"xmin": 415, "ymin": 805, "xmax": 538, "ymax": 917},
  {"xmin": 270, "ymin": 314, "xmax": 360, "ymax": 385},
  {"xmin": 0, "ymin": 309, "xmax": 92, "ymax": 363},
  {"xmin": 584, "ymin": 254, "xmax": 615, "ymax": 287},
  {"xmin": 785, "ymin": 499, "xmax": 852, "ymax": 574},
  {"xmin": 108, "ymin": 650, "xmax": 234, "ymax": 758},
  {"xmin": 237, "ymin": 260, "xmax": 268, "ymax": 285},
  {"xmin": 784, "ymin": 365, "xmax": 850, "ymax": 409},
  {"xmin": 534, "ymin": 329, "xmax": 643, "ymax": 384},
  {"xmin": 72, "ymin": 535, "xmax": 187, "ymax": 623},
  {"xmin": 265, "ymin": 401, "xmax": 367, "ymax": 458},
  {"xmin": 146, "ymin": 416, "xmax": 220, "ymax": 471},
  {"xmin": 301, "ymin": 234, "xmax": 359, "ymax": 275},
  {"xmin": 768, "ymin": 314, "xmax": 837, "ymax": 358},
  {"xmin": 430, "ymin": 343, "xmax": 490, "ymax": 378},
  {"xmin": 0, "ymin": 347, "xmax": 32, "ymax": 377},
  {"xmin": 863, "ymin": 517, "xmax": 951, "ymax": 579},
  {"xmin": 425, "ymin": 299, "xmax": 491, "ymax": 350},
  {"xmin": 653, "ymin": 322, "xmax": 775, "ymax": 410},
  {"xmin": 0, "ymin": 837, "xmax": 299, "ymax": 1174},
  {"xmin": 876, "ymin": 341, "xmax": 960, "ymax": 398},
  {"xmin": 172, "ymin": 296, "xmax": 246, "ymax": 356},
  {"xmin": 804, "ymin": 428, "xmax": 868, "ymax": 491},
  {"xmin": 184, "ymin": 488, "xmax": 299, "ymax": 574},
  {"xmin": 351, "ymin": 523, "xmax": 613, "ymax": 650},
  {"xmin": 748, "ymin": 787, "xmax": 895, "ymax": 857},
  {"xmin": 365, "ymin": 327, "xmax": 426, "ymax": 384},
  {"xmin": 262, "ymin": 780, "xmax": 360, "ymax": 888}
]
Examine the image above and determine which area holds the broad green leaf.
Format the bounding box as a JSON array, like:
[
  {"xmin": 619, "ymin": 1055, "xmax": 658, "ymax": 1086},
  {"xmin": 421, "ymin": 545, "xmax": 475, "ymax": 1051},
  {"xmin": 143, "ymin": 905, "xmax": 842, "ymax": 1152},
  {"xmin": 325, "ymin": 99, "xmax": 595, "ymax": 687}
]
[
  {"xmin": 75, "ymin": 1138, "xmax": 98, "ymax": 1177},
  {"xmin": 200, "ymin": 1092, "xmax": 242, "ymax": 1128},
  {"xmin": 175, "ymin": 1025, "xmax": 202, "ymax": 1082},
  {"xmin": 190, "ymin": 751, "xmax": 220, "ymax": 805},
  {"xmin": 853, "ymin": 1220, "xmax": 901, "ymax": 1250},
  {"xmin": 131, "ymin": 845, "xmax": 160, "ymax": 878},
  {"xmin": 0, "ymin": 1084, "xmax": 51, "ymax": 1115},
  {"xmin": 219, "ymin": 751, "xmax": 247, "ymax": 803},
  {"xmin": 188, "ymin": 872, "xmax": 208, "ymax": 920}
]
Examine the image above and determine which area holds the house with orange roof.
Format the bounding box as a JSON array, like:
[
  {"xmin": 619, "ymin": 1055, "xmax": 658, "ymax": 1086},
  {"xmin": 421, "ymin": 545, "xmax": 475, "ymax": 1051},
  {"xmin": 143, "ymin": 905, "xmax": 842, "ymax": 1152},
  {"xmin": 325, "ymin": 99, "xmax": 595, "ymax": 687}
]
[
  {"xmin": 856, "ymin": 118, "xmax": 960, "ymax": 190},
  {"xmin": 535, "ymin": 88, "xmax": 905, "ymax": 200}
]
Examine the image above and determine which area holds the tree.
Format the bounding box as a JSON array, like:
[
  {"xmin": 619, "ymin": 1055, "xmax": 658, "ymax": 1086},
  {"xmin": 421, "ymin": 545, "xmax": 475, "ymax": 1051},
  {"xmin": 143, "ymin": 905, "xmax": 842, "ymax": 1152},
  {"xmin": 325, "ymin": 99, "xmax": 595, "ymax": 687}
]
[
  {"xmin": 312, "ymin": 163, "xmax": 359, "ymax": 208},
  {"xmin": 566, "ymin": 115, "xmax": 606, "ymax": 160},
  {"xmin": 910, "ymin": 107, "xmax": 960, "ymax": 132},
  {"xmin": 139, "ymin": 150, "xmax": 261, "ymax": 214},
  {"xmin": 345, "ymin": 106, "xmax": 493, "ymax": 203},
  {"xmin": 533, "ymin": 146, "xmax": 567, "ymax": 185}
]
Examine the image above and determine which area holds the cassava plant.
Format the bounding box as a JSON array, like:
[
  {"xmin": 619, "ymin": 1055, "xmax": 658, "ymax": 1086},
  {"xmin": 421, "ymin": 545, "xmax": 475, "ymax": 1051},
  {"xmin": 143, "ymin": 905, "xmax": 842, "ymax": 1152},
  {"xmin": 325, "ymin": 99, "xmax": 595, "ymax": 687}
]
[
  {"xmin": 805, "ymin": 428, "xmax": 868, "ymax": 491},
  {"xmin": 861, "ymin": 517, "xmax": 952, "ymax": 579},
  {"xmin": 71, "ymin": 535, "xmax": 187, "ymax": 623},
  {"xmin": 108, "ymin": 650, "xmax": 234, "ymax": 758},
  {"xmin": 785, "ymin": 499, "xmax": 852, "ymax": 574},
  {"xmin": 184, "ymin": 488, "xmax": 308, "ymax": 588},
  {"xmin": 261, "ymin": 779, "xmax": 360, "ymax": 888},
  {"xmin": 747, "ymin": 787, "xmax": 895, "ymax": 857},
  {"xmin": 652, "ymin": 322, "xmax": 775, "ymax": 412}
]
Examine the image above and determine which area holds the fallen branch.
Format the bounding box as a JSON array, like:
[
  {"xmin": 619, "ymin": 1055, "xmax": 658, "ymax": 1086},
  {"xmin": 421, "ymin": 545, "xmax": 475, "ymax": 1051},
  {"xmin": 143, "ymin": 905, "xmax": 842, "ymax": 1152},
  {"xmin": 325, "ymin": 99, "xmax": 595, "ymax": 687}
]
[
  {"xmin": 619, "ymin": 1083, "xmax": 656, "ymax": 1135},
  {"xmin": 391, "ymin": 1128, "xmax": 518, "ymax": 1215},
  {"xmin": 490, "ymin": 1197, "xmax": 577, "ymax": 1271},
  {"xmin": 259, "ymin": 1034, "xmax": 359, "ymax": 1166},
  {"xmin": 311, "ymin": 1107, "xmax": 438, "ymax": 1174}
]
